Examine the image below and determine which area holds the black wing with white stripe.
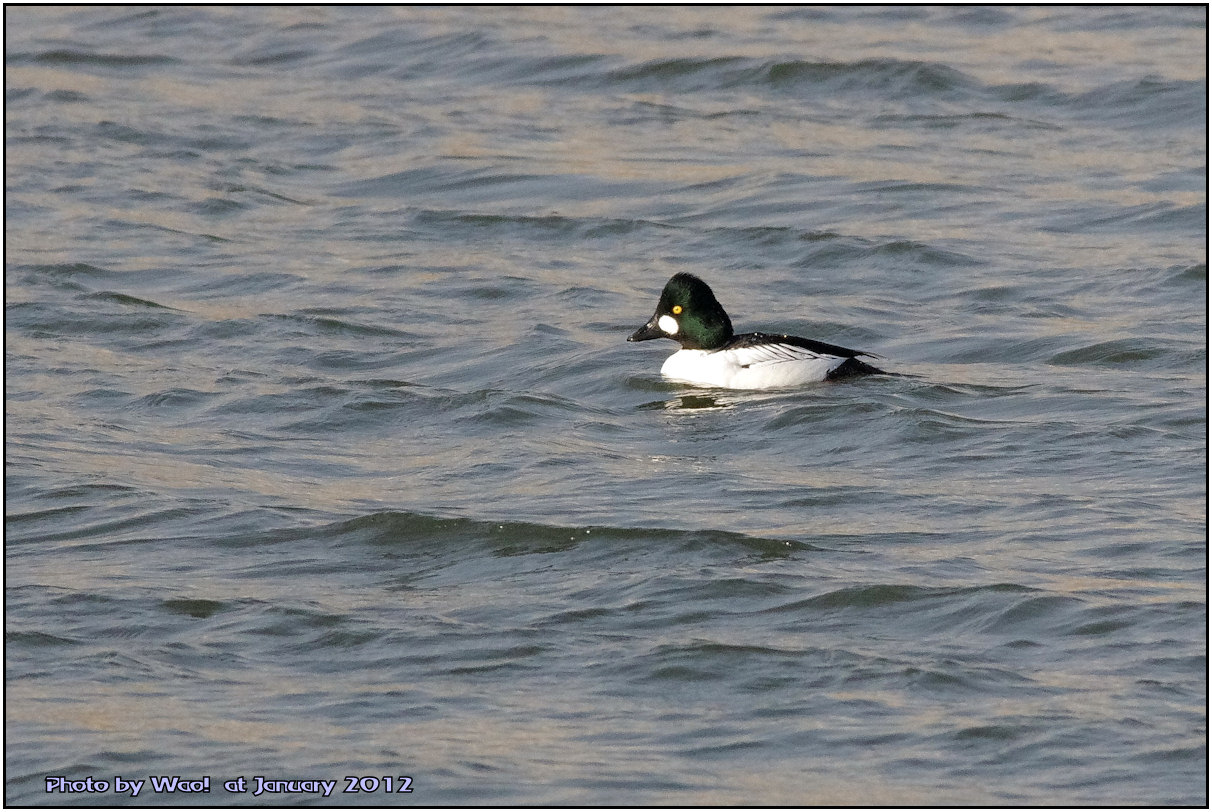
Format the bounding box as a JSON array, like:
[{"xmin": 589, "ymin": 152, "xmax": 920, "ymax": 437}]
[{"xmin": 723, "ymin": 332, "xmax": 884, "ymax": 376}]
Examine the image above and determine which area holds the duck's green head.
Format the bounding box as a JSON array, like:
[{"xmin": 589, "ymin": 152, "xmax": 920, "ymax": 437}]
[{"xmin": 628, "ymin": 272, "xmax": 734, "ymax": 350}]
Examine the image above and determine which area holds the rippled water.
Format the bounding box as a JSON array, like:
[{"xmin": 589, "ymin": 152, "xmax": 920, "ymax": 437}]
[{"xmin": 6, "ymin": 6, "xmax": 1207, "ymax": 806}]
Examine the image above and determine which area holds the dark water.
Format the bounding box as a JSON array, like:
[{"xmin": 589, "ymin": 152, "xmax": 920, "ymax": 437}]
[{"xmin": 6, "ymin": 6, "xmax": 1206, "ymax": 806}]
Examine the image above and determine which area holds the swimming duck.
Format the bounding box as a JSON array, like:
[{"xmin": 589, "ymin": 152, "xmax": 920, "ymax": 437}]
[{"xmin": 627, "ymin": 272, "xmax": 885, "ymax": 389}]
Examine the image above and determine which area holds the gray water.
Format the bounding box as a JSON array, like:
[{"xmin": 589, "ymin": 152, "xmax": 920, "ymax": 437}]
[{"xmin": 5, "ymin": 6, "xmax": 1207, "ymax": 806}]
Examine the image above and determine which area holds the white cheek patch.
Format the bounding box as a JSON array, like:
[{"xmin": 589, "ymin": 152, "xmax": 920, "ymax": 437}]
[{"xmin": 658, "ymin": 314, "xmax": 679, "ymax": 335}]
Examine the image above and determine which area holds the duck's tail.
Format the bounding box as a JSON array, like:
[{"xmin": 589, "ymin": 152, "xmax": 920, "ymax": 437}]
[{"xmin": 826, "ymin": 356, "xmax": 894, "ymax": 380}]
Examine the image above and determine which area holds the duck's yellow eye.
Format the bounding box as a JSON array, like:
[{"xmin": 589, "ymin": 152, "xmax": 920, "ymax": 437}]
[{"xmin": 672, "ymin": 305, "xmax": 683, "ymax": 315}]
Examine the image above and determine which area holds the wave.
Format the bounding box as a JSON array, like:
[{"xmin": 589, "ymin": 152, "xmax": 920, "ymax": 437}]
[
  {"xmin": 319, "ymin": 509, "xmax": 819, "ymax": 558},
  {"xmin": 15, "ymin": 48, "xmax": 178, "ymax": 68},
  {"xmin": 1048, "ymin": 338, "xmax": 1189, "ymax": 367}
]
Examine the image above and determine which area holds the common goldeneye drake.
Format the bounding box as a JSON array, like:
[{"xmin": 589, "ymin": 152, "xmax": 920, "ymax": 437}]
[{"xmin": 627, "ymin": 272, "xmax": 885, "ymax": 389}]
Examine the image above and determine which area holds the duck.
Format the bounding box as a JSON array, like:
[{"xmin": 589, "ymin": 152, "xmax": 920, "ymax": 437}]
[{"xmin": 627, "ymin": 272, "xmax": 885, "ymax": 389}]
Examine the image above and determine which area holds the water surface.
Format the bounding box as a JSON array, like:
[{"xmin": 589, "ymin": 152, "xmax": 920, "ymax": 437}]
[{"xmin": 6, "ymin": 6, "xmax": 1206, "ymax": 806}]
